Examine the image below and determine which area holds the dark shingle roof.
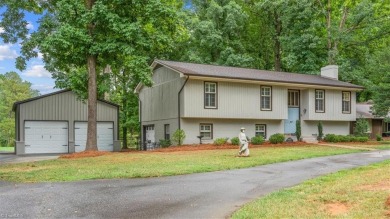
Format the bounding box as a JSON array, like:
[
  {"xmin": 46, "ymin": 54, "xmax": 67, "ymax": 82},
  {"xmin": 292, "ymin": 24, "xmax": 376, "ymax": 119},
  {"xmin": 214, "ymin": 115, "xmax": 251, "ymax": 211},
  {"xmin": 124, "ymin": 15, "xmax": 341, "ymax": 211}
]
[{"xmin": 155, "ymin": 60, "xmax": 364, "ymax": 89}]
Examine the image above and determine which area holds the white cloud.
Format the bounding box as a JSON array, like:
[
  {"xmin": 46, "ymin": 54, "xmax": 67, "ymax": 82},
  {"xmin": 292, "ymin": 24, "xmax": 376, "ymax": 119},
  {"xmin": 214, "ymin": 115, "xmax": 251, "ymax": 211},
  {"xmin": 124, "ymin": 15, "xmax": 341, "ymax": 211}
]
[
  {"xmin": 37, "ymin": 52, "xmax": 43, "ymax": 59},
  {"xmin": 26, "ymin": 22, "xmax": 34, "ymax": 30},
  {"xmin": 31, "ymin": 84, "xmax": 58, "ymax": 94},
  {"xmin": 22, "ymin": 65, "xmax": 51, "ymax": 78},
  {"xmin": 0, "ymin": 44, "xmax": 18, "ymax": 60},
  {"xmin": 0, "ymin": 27, "xmax": 4, "ymax": 33}
]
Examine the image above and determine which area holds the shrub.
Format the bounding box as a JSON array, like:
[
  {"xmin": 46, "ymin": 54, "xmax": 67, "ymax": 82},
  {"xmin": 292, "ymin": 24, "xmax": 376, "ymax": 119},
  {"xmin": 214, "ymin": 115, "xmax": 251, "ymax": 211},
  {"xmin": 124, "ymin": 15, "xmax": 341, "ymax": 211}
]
[
  {"xmin": 349, "ymin": 136, "xmax": 358, "ymax": 142},
  {"xmin": 295, "ymin": 120, "xmax": 301, "ymax": 141},
  {"xmin": 251, "ymin": 136, "xmax": 265, "ymax": 145},
  {"xmin": 172, "ymin": 129, "xmax": 186, "ymax": 146},
  {"xmin": 317, "ymin": 121, "xmax": 324, "ymax": 140},
  {"xmin": 354, "ymin": 118, "xmax": 369, "ymax": 137},
  {"xmin": 324, "ymin": 134, "xmax": 368, "ymax": 143},
  {"xmin": 269, "ymin": 133, "xmax": 285, "ymax": 144},
  {"xmin": 324, "ymin": 134, "xmax": 338, "ymax": 143},
  {"xmin": 230, "ymin": 137, "xmax": 240, "ymax": 145},
  {"xmin": 357, "ymin": 136, "xmax": 369, "ymax": 142},
  {"xmin": 376, "ymin": 134, "xmax": 383, "ymax": 141},
  {"xmin": 214, "ymin": 137, "xmax": 228, "ymax": 146},
  {"xmin": 159, "ymin": 139, "xmax": 171, "ymax": 148},
  {"xmin": 339, "ymin": 135, "xmax": 351, "ymax": 142}
]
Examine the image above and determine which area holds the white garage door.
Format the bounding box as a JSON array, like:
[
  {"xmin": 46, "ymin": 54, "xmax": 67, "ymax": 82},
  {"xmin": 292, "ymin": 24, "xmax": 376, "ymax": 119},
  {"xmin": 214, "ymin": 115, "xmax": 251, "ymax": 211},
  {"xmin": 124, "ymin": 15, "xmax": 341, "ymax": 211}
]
[
  {"xmin": 24, "ymin": 121, "xmax": 68, "ymax": 154},
  {"xmin": 74, "ymin": 122, "xmax": 114, "ymax": 152}
]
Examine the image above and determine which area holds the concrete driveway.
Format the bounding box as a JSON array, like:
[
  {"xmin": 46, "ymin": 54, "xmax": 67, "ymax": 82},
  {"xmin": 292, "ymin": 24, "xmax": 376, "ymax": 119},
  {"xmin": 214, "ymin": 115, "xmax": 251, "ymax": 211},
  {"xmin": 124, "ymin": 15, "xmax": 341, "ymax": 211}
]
[
  {"xmin": 0, "ymin": 154, "xmax": 59, "ymax": 165},
  {"xmin": 0, "ymin": 150, "xmax": 389, "ymax": 219}
]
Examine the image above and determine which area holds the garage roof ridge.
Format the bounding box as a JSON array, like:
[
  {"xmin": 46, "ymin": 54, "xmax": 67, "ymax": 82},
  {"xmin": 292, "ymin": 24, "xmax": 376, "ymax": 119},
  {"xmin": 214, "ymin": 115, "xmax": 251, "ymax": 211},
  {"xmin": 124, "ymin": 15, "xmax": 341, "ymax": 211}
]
[{"xmin": 12, "ymin": 89, "xmax": 119, "ymax": 111}]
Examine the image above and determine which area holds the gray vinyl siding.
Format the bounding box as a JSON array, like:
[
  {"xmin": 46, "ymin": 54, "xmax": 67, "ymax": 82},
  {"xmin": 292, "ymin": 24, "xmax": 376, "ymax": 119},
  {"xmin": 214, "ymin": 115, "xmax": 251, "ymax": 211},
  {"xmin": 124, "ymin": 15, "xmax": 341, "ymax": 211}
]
[
  {"xmin": 139, "ymin": 67, "xmax": 187, "ymax": 145},
  {"xmin": 301, "ymin": 89, "xmax": 356, "ymax": 121},
  {"xmin": 181, "ymin": 118, "xmax": 284, "ymax": 144},
  {"xmin": 139, "ymin": 67, "xmax": 186, "ymax": 122},
  {"xmin": 142, "ymin": 118, "xmax": 178, "ymax": 143},
  {"xmin": 152, "ymin": 66, "xmax": 181, "ymax": 84},
  {"xmin": 182, "ymin": 79, "xmax": 288, "ymax": 119},
  {"xmin": 17, "ymin": 91, "xmax": 118, "ymax": 143},
  {"xmin": 301, "ymin": 121, "xmax": 350, "ymax": 137}
]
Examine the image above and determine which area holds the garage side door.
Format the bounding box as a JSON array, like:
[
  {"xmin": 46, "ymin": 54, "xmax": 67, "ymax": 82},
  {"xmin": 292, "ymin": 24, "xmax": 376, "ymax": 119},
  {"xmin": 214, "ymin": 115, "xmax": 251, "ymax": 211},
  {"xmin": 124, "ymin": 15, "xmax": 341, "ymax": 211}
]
[
  {"xmin": 25, "ymin": 121, "xmax": 68, "ymax": 154},
  {"xmin": 74, "ymin": 122, "xmax": 114, "ymax": 152}
]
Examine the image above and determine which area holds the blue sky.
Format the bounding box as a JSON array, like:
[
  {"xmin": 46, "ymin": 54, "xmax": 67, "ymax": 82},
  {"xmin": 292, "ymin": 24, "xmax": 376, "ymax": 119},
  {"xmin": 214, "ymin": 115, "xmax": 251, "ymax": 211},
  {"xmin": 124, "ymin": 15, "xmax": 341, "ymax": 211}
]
[
  {"xmin": 0, "ymin": 2, "xmax": 193, "ymax": 95},
  {"xmin": 0, "ymin": 7, "xmax": 57, "ymax": 94}
]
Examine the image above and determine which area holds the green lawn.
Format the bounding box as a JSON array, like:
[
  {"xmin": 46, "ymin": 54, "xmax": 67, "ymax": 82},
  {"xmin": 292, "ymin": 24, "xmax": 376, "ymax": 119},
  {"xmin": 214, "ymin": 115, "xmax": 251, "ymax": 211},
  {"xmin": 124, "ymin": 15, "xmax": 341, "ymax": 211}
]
[
  {"xmin": 0, "ymin": 145, "xmax": 365, "ymax": 183},
  {"xmin": 0, "ymin": 147, "xmax": 14, "ymax": 152},
  {"xmin": 232, "ymin": 159, "xmax": 390, "ymax": 219}
]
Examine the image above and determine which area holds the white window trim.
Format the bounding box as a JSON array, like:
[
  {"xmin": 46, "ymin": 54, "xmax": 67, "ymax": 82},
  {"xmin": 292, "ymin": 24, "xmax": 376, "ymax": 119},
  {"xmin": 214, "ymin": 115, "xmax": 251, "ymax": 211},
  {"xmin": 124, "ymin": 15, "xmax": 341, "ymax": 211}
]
[
  {"xmin": 261, "ymin": 86, "xmax": 272, "ymax": 111},
  {"xmin": 315, "ymin": 90, "xmax": 325, "ymax": 113},
  {"xmin": 200, "ymin": 124, "xmax": 213, "ymax": 139},
  {"xmin": 204, "ymin": 82, "xmax": 217, "ymax": 109},
  {"xmin": 255, "ymin": 124, "xmax": 267, "ymax": 138},
  {"xmin": 342, "ymin": 92, "xmax": 351, "ymax": 114}
]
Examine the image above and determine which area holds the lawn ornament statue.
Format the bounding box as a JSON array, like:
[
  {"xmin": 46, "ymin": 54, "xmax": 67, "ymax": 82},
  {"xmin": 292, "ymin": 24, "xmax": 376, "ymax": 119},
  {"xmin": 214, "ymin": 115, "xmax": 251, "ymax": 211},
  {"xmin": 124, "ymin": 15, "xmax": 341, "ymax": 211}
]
[{"xmin": 238, "ymin": 127, "xmax": 250, "ymax": 157}]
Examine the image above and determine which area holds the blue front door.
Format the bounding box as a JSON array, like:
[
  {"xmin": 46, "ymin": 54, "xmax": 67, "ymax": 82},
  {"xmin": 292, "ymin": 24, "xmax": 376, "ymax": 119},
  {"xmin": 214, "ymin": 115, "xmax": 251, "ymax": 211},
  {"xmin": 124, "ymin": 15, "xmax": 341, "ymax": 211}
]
[{"xmin": 284, "ymin": 108, "xmax": 299, "ymax": 134}]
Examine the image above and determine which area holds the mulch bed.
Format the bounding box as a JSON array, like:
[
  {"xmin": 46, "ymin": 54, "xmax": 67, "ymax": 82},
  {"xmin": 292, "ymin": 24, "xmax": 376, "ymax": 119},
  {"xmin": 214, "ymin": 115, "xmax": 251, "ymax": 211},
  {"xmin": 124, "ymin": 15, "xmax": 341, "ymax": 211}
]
[
  {"xmin": 60, "ymin": 151, "xmax": 111, "ymax": 159},
  {"xmin": 144, "ymin": 141, "xmax": 312, "ymax": 153},
  {"xmin": 60, "ymin": 140, "xmax": 354, "ymax": 159}
]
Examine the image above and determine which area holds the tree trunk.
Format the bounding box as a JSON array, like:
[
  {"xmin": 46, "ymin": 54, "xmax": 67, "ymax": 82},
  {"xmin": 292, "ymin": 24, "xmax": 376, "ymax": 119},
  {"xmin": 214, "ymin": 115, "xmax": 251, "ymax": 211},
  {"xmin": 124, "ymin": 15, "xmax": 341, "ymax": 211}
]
[
  {"xmin": 122, "ymin": 126, "xmax": 128, "ymax": 149},
  {"xmin": 85, "ymin": 0, "xmax": 98, "ymax": 151},
  {"xmin": 85, "ymin": 55, "xmax": 98, "ymax": 151},
  {"xmin": 273, "ymin": 10, "xmax": 282, "ymax": 71}
]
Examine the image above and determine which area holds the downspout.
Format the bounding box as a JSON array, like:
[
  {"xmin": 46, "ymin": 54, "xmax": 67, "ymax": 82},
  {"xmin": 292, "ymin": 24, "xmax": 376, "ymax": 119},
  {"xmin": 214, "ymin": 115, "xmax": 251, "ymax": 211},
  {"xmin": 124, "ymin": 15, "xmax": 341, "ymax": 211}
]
[
  {"xmin": 136, "ymin": 94, "xmax": 142, "ymax": 150},
  {"xmin": 178, "ymin": 76, "xmax": 189, "ymax": 130}
]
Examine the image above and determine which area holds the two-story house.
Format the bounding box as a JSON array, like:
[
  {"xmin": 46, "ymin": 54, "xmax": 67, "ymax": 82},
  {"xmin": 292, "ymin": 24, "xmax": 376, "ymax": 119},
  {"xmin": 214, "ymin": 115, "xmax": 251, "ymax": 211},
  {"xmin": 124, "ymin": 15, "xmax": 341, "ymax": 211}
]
[{"xmin": 135, "ymin": 60, "xmax": 363, "ymax": 148}]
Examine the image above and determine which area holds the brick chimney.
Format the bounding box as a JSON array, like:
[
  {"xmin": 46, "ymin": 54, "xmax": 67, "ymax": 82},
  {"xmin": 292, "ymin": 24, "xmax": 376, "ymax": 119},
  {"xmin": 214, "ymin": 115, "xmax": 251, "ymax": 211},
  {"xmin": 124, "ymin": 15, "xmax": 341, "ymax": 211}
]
[{"xmin": 320, "ymin": 65, "xmax": 338, "ymax": 80}]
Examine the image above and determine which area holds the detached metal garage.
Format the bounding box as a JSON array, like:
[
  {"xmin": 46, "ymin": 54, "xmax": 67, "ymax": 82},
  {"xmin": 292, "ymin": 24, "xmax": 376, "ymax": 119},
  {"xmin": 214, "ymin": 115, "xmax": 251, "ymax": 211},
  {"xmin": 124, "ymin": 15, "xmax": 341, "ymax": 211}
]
[{"xmin": 13, "ymin": 90, "xmax": 120, "ymax": 154}]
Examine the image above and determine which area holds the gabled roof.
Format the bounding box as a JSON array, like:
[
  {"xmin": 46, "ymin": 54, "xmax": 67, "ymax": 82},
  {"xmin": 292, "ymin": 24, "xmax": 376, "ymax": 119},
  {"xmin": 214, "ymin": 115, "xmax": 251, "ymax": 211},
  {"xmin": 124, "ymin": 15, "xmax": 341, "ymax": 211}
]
[
  {"xmin": 356, "ymin": 103, "xmax": 389, "ymax": 119},
  {"xmin": 12, "ymin": 89, "xmax": 119, "ymax": 111},
  {"xmin": 152, "ymin": 60, "xmax": 364, "ymax": 89}
]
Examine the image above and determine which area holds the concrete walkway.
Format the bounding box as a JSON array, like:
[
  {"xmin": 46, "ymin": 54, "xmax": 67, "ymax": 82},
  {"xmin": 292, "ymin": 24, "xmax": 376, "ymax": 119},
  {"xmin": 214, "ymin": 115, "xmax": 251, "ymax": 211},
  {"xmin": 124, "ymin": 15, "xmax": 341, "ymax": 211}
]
[
  {"xmin": 0, "ymin": 150, "xmax": 389, "ymax": 219},
  {"xmin": 0, "ymin": 154, "xmax": 59, "ymax": 165}
]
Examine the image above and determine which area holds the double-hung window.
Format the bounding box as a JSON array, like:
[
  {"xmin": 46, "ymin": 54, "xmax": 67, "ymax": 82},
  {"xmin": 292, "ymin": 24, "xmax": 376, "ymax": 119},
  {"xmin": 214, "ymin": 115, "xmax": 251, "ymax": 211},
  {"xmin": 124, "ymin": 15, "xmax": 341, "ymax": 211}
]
[
  {"xmin": 261, "ymin": 86, "xmax": 272, "ymax": 110},
  {"xmin": 255, "ymin": 124, "xmax": 267, "ymax": 138},
  {"xmin": 200, "ymin": 124, "xmax": 213, "ymax": 139},
  {"xmin": 315, "ymin": 90, "xmax": 325, "ymax": 113},
  {"xmin": 342, "ymin": 92, "xmax": 351, "ymax": 114},
  {"xmin": 204, "ymin": 82, "xmax": 217, "ymax": 108},
  {"xmin": 164, "ymin": 124, "xmax": 170, "ymax": 140}
]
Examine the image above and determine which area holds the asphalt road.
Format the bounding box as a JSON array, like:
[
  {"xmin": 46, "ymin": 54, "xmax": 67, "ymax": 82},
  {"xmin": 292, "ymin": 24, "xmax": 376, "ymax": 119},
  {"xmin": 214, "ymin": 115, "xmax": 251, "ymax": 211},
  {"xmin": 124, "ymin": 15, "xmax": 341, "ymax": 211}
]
[{"xmin": 1, "ymin": 150, "xmax": 389, "ymax": 219}]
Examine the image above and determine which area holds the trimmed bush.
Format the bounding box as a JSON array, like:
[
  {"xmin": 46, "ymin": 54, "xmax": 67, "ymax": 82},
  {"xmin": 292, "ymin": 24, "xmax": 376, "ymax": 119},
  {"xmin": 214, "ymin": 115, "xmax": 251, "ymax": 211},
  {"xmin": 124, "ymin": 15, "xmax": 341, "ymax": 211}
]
[
  {"xmin": 349, "ymin": 136, "xmax": 358, "ymax": 142},
  {"xmin": 159, "ymin": 139, "xmax": 171, "ymax": 148},
  {"xmin": 376, "ymin": 134, "xmax": 383, "ymax": 141},
  {"xmin": 251, "ymin": 136, "xmax": 265, "ymax": 145},
  {"xmin": 339, "ymin": 135, "xmax": 351, "ymax": 142},
  {"xmin": 324, "ymin": 134, "xmax": 368, "ymax": 143},
  {"xmin": 214, "ymin": 137, "xmax": 228, "ymax": 146},
  {"xmin": 295, "ymin": 120, "xmax": 301, "ymax": 141},
  {"xmin": 230, "ymin": 137, "xmax": 240, "ymax": 145},
  {"xmin": 269, "ymin": 133, "xmax": 285, "ymax": 144},
  {"xmin": 172, "ymin": 129, "xmax": 186, "ymax": 146},
  {"xmin": 324, "ymin": 134, "xmax": 337, "ymax": 143},
  {"xmin": 357, "ymin": 136, "xmax": 369, "ymax": 142}
]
